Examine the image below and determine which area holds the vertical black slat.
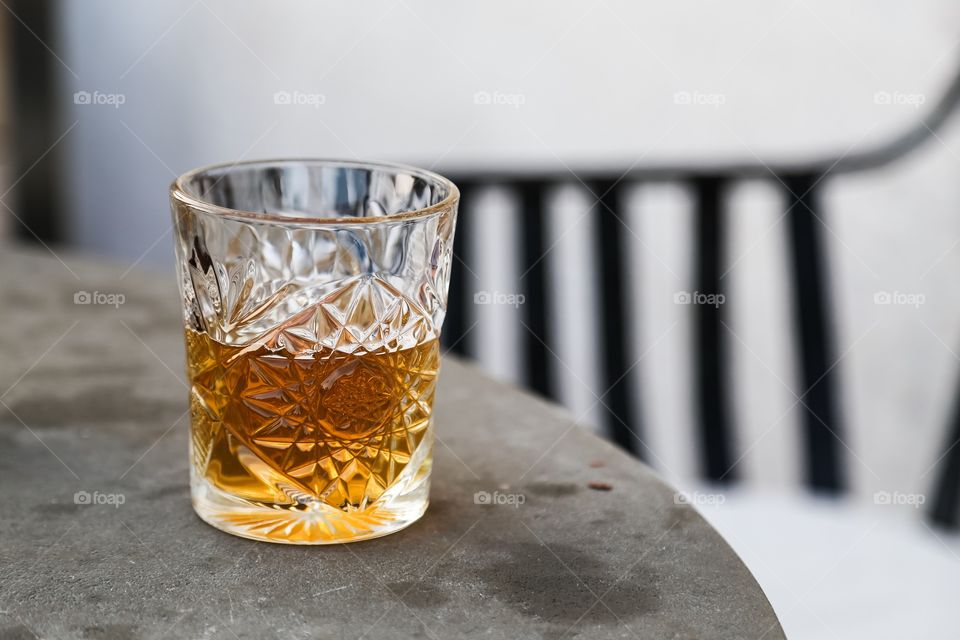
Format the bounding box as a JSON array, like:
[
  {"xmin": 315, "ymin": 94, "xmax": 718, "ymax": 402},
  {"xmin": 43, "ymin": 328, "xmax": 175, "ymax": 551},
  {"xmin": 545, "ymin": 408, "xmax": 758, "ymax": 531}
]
[
  {"xmin": 443, "ymin": 179, "xmax": 472, "ymax": 356},
  {"xmin": 692, "ymin": 177, "xmax": 736, "ymax": 482},
  {"xmin": 929, "ymin": 397, "xmax": 960, "ymax": 529},
  {"xmin": 592, "ymin": 179, "xmax": 641, "ymax": 456},
  {"xmin": 9, "ymin": 0, "xmax": 63, "ymax": 243},
  {"xmin": 519, "ymin": 181, "xmax": 555, "ymax": 399},
  {"xmin": 783, "ymin": 173, "xmax": 845, "ymax": 493}
]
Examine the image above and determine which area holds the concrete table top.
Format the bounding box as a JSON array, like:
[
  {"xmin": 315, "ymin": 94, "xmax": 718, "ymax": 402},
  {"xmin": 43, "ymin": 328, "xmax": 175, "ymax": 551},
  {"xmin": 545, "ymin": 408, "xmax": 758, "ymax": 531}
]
[{"xmin": 0, "ymin": 247, "xmax": 784, "ymax": 640}]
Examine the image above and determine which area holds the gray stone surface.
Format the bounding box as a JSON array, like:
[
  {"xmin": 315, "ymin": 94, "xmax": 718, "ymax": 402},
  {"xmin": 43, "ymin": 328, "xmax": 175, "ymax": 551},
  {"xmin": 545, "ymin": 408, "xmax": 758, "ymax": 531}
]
[{"xmin": 0, "ymin": 247, "xmax": 784, "ymax": 640}]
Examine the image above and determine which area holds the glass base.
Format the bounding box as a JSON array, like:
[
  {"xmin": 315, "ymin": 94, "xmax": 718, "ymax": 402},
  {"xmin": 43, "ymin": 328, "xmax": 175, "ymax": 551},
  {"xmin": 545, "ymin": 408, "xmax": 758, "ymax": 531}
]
[{"xmin": 190, "ymin": 464, "xmax": 431, "ymax": 545}]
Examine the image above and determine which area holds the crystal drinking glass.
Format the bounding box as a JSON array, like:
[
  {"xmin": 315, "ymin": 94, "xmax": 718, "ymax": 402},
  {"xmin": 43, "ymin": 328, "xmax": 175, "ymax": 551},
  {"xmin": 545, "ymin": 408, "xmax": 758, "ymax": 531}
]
[{"xmin": 170, "ymin": 159, "xmax": 458, "ymax": 544}]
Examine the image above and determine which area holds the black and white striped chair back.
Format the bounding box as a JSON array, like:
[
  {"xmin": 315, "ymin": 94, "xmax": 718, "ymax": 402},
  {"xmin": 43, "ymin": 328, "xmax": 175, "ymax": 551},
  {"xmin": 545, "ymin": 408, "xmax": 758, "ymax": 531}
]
[{"xmin": 441, "ymin": 67, "xmax": 960, "ymax": 529}]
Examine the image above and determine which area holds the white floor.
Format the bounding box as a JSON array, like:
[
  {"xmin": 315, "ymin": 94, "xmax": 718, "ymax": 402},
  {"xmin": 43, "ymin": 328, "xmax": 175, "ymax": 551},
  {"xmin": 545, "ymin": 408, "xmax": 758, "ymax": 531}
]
[{"xmin": 691, "ymin": 488, "xmax": 960, "ymax": 640}]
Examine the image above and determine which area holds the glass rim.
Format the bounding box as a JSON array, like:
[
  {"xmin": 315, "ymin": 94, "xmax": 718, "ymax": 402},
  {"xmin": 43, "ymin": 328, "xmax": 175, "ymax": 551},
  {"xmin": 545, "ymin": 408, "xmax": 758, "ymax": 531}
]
[{"xmin": 170, "ymin": 157, "xmax": 459, "ymax": 225}]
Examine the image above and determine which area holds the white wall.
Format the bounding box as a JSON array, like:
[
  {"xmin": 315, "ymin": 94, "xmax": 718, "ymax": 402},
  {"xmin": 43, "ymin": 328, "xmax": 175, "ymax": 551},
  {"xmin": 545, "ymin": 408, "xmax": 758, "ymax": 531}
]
[{"xmin": 57, "ymin": 0, "xmax": 960, "ymax": 260}]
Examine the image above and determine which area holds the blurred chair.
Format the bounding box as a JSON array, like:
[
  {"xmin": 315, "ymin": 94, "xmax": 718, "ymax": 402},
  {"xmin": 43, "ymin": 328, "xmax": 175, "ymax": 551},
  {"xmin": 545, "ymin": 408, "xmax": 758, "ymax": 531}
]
[{"xmin": 443, "ymin": 67, "xmax": 960, "ymax": 530}]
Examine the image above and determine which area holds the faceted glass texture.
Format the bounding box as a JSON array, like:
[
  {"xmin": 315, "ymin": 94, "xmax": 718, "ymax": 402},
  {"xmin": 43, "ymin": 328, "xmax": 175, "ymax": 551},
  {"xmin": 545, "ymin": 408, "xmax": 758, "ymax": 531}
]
[{"xmin": 170, "ymin": 160, "xmax": 458, "ymax": 544}]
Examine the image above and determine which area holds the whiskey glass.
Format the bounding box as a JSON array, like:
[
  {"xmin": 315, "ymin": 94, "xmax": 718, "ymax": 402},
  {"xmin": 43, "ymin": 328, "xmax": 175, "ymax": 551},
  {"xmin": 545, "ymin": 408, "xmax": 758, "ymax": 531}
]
[{"xmin": 170, "ymin": 159, "xmax": 458, "ymax": 544}]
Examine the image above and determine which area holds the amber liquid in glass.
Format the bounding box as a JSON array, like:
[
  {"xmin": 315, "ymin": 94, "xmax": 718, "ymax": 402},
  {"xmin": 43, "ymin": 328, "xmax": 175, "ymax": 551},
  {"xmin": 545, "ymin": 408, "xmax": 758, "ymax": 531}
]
[{"xmin": 186, "ymin": 328, "xmax": 439, "ymax": 543}]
